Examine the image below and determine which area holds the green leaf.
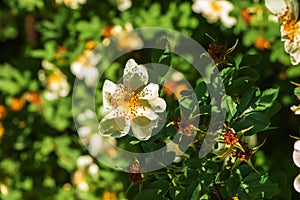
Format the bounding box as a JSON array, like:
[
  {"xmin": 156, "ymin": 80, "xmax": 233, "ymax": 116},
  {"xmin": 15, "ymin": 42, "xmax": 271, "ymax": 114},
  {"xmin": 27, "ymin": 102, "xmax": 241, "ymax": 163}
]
[
  {"xmin": 231, "ymin": 112, "xmax": 270, "ymax": 136},
  {"xmin": 227, "ymin": 77, "xmax": 255, "ymax": 96},
  {"xmin": 199, "ymin": 172, "xmax": 213, "ymax": 187},
  {"xmin": 225, "ymin": 95, "xmax": 237, "ymax": 121},
  {"xmin": 130, "ymin": 140, "xmax": 141, "ymax": 145},
  {"xmin": 169, "ymin": 187, "xmax": 185, "ymax": 200},
  {"xmin": 146, "ymin": 180, "xmax": 170, "ymax": 194},
  {"xmin": 287, "ymin": 66, "xmax": 300, "ymax": 78},
  {"xmin": 134, "ymin": 189, "xmax": 163, "ymax": 200},
  {"xmin": 239, "ymin": 54, "xmax": 262, "ymax": 67},
  {"xmin": 179, "ymin": 96, "xmax": 194, "ymax": 110},
  {"xmin": 295, "ymin": 87, "xmax": 300, "ymax": 98},
  {"xmin": 200, "ymin": 194, "xmax": 209, "ymax": 200},
  {"xmin": 238, "ymin": 87, "xmax": 261, "ymax": 114},
  {"xmin": 220, "ymin": 67, "xmax": 235, "ymax": 86},
  {"xmin": 226, "ymin": 176, "xmax": 240, "ymax": 197},
  {"xmin": 215, "ymin": 170, "xmax": 230, "ymax": 184},
  {"xmin": 191, "ymin": 183, "xmax": 201, "ymax": 200},
  {"xmin": 237, "ymin": 173, "xmax": 281, "ymax": 199},
  {"xmin": 195, "ymin": 80, "xmax": 208, "ymax": 101},
  {"xmin": 238, "ymin": 66, "xmax": 260, "ymax": 81},
  {"xmin": 151, "ymin": 37, "xmax": 171, "ymax": 77},
  {"xmin": 255, "ymin": 88, "xmax": 279, "ymax": 111}
]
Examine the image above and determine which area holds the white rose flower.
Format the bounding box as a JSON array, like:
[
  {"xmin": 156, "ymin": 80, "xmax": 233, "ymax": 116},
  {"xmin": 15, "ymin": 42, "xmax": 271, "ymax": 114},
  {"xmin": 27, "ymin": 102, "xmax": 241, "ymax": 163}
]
[
  {"xmin": 99, "ymin": 59, "xmax": 166, "ymax": 140},
  {"xmin": 265, "ymin": 0, "xmax": 300, "ymax": 65}
]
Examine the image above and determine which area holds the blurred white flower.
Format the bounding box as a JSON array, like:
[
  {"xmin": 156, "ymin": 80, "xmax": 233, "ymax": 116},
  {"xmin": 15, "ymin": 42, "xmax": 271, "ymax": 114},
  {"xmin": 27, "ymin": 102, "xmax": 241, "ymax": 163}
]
[
  {"xmin": 71, "ymin": 50, "xmax": 101, "ymax": 86},
  {"xmin": 88, "ymin": 163, "xmax": 99, "ymax": 176},
  {"xmin": 39, "ymin": 61, "xmax": 70, "ymax": 100},
  {"xmin": 114, "ymin": 0, "xmax": 132, "ymax": 11},
  {"xmin": 99, "ymin": 59, "xmax": 166, "ymax": 140},
  {"xmin": 291, "ymin": 104, "xmax": 300, "ymax": 115},
  {"xmin": 265, "ymin": 0, "xmax": 300, "ymax": 65},
  {"xmin": 56, "ymin": 0, "xmax": 86, "ymax": 9},
  {"xmin": 0, "ymin": 183, "xmax": 8, "ymax": 196},
  {"xmin": 76, "ymin": 155, "xmax": 93, "ymax": 170},
  {"xmin": 102, "ymin": 23, "xmax": 143, "ymax": 50},
  {"xmin": 192, "ymin": 0, "xmax": 236, "ymax": 28},
  {"xmin": 293, "ymin": 140, "xmax": 300, "ymax": 192}
]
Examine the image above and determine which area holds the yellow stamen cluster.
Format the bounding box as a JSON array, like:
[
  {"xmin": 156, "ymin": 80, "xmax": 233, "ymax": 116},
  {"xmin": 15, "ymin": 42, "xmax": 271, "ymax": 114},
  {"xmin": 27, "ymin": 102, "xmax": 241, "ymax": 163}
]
[
  {"xmin": 278, "ymin": 9, "xmax": 298, "ymax": 42},
  {"xmin": 109, "ymin": 84, "xmax": 146, "ymax": 120}
]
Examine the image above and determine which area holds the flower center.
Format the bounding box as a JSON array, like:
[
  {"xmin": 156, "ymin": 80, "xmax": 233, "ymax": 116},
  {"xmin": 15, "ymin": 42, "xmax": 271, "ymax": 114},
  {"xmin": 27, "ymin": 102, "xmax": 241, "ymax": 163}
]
[
  {"xmin": 279, "ymin": 9, "xmax": 298, "ymax": 41},
  {"xmin": 211, "ymin": 1, "xmax": 221, "ymax": 12},
  {"xmin": 48, "ymin": 73, "xmax": 62, "ymax": 85},
  {"xmin": 283, "ymin": 20, "xmax": 297, "ymax": 41},
  {"xmin": 110, "ymin": 84, "xmax": 145, "ymax": 119}
]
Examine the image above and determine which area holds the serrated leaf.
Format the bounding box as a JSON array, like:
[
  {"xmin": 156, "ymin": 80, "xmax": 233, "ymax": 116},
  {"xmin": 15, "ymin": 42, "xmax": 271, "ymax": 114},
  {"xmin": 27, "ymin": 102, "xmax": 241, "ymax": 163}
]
[
  {"xmin": 255, "ymin": 88, "xmax": 279, "ymax": 111},
  {"xmin": 231, "ymin": 112, "xmax": 270, "ymax": 136},
  {"xmin": 237, "ymin": 173, "xmax": 281, "ymax": 199}
]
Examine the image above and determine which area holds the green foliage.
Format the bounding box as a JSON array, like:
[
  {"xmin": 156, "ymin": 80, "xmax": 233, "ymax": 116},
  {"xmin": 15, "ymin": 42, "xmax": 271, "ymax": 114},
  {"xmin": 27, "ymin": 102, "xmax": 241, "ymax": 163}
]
[{"xmin": 0, "ymin": 0, "xmax": 298, "ymax": 199}]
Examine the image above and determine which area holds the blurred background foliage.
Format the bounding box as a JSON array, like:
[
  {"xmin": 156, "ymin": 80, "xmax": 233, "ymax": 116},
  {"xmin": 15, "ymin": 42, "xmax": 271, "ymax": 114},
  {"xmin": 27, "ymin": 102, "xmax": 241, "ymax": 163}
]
[{"xmin": 0, "ymin": 0, "xmax": 300, "ymax": 199}]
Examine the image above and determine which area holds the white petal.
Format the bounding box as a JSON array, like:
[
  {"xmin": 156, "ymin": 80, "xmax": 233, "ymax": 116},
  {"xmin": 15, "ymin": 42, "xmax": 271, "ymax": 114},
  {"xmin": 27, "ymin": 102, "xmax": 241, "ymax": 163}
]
[
  {"xmin": 139, "ymin": 83, "xmax": 159, "ymax": 100},
  {"xmin": 123, "ymin": 59, "xmax": 148, "ymax": 90},
  {"xmin": 220, "ymin": 13, "xmax": 236, "ymax": 28},
  {"xmin": 294, "ymin": 174, "xmax": 300, "ymax": 193},
  {"xmin": 295, "ymin": 140, "xmax": 300, "ymax": 151},
  {"xmin": 148, "ymin": 97, "xmax": 167, "ymax": 113},
  {"xmin": 290, "ymin": 49, "xmax": 300, "ymax": 65},
  {"xmin": 131, "ymin": 117, "xmax": 158, "ymax": 140},
  {"xmin": 291, "ymin": 105, "xmax": 300, "ymax": 114},
  {"xmin": 98, "ymin": 111, "xmax": 130, "ymax": 137},
  {"xmin": 219, "ymin": 0, "xmax": 233, "ymax": 12},
  {"xmin": 44, "ymin": 91, "xmax": 58, "ymax": 100},
  {"xmin": 59, "ymin": 80, "xmax": 70, "ymax": 97},
  {"xmin": 102, "ymin": 80, "xmax": 117, "ymax": 110},
  {"xmin": 192, "ymin": 0, "xmax": 209, "ymax": 13},
  {"xmin": 265, "ymin": 0, "xmax": 287, "ymax": 16},
  {"xmin": 124, "ymin": 58, "xmax": 138, "ymax": 74},
  {"xmin": 135, "ymin": 107, "xmax": 159, "ymax": 121},
  {"xmin": 293, "ymin": 150, "xmax": 300, "ymax": 168}
]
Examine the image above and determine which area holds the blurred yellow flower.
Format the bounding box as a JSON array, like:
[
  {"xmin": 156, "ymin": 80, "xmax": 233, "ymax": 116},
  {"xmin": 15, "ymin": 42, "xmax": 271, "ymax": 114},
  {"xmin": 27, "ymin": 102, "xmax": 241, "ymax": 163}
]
[{"xmin": 102, "ymin": 191, "xmax": 118, "ymax": 200}]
